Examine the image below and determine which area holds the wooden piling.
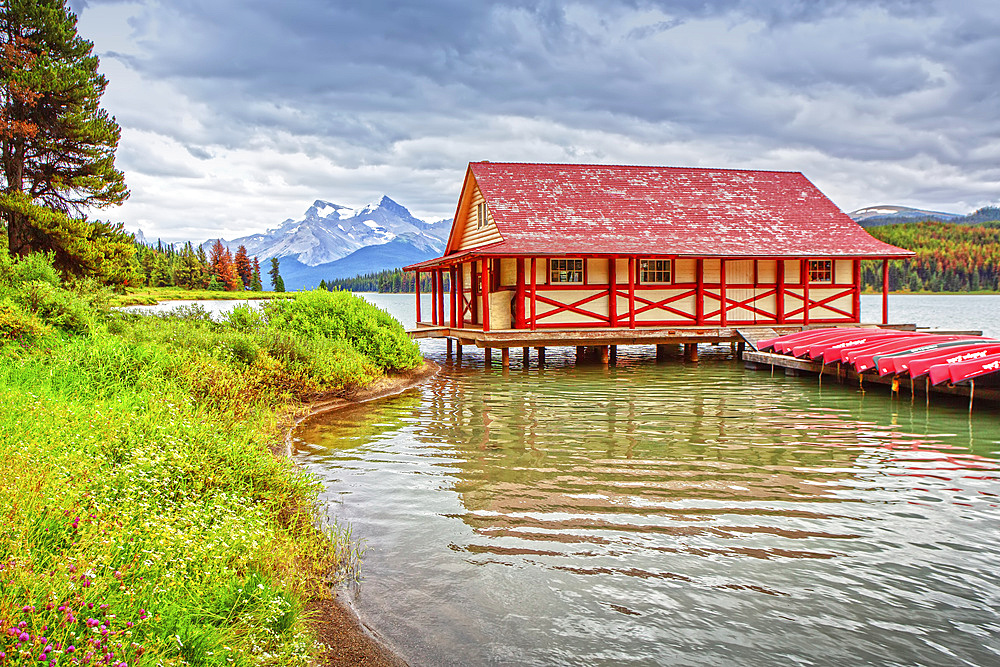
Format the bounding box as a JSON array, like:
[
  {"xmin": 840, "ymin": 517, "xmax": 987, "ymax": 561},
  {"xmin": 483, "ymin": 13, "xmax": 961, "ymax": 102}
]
[
  {"xmin": 684, "ymin": 343, "xmax": 698, "ymax": 362},
  {"xmin": 522, "ymin": 347, "xmax": 529, "ymax": 367},
  {"xmin": 600, "ymin": 345, "xmax": 610, "ymax": 365},
  {"xmin": 501, "ymin": 347, "xmax": 510, "ymax": 368},
  {"xmin": 610, "ymin": 345, "xmax": 617, "ymax": 365},
  {"xmin": 536, "ymin": 347, "xmax": 545, "ymax": 368},
  {"xmin": 485, "ymin": 347, "xmax": 492, "ymax": 367},
  {"xmin": 446, "ymin": 338, "xmax": 452, "ymax": 356},
  {"xmin": 456, "ymin": 342, "xmax": 463, "ymax": 359}
]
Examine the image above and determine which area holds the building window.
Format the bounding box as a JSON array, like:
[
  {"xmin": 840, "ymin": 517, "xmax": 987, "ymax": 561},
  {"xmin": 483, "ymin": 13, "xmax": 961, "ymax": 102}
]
[
  {"xmin": 477, "ymin": 202, "xmax": 488, "ymax": 229},
  {"xmin": 550, "ymin": 258, "xmax": 583, "ymax": 283},
  {"xmin": 639, "ymin": 259, "xmax": 672, "ymax": 283},
  {"xmin": 808, "ymin": 259, "xmax": 832, "ymax": 283}
]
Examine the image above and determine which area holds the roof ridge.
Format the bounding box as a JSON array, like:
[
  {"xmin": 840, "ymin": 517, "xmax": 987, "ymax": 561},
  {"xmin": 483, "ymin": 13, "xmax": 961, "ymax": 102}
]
[{"xmin": 470, "ymin": 161, "xmax": 803, "ymax": 175}]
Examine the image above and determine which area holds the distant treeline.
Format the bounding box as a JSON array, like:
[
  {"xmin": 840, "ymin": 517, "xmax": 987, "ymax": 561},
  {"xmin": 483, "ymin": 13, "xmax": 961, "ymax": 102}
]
[
  {"xmin": 133, "ymin": 239, "xmax": 284, "ymax": 291},
  {"xmin": 323, "ymin": 268, "xmax": 447, "ymax": 293},
  {"xmin": 861, "ymin": 220, "xmax": 1000, "ymax": 292}
]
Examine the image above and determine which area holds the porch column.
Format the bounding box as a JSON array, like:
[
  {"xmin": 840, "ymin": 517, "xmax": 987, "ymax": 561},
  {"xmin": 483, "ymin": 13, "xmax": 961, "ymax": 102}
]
[
  {"xmin": 471, "ymin": 262, "xmax": 479, "ymax": 324},
  {"xmin": 530, "ymin": 257, "xmax": 537, "ymax": 331},
  {"xmin": 776, "ymin": 260, "xmax": 785, "ymax": 324},
  {"xmin": 853, "ymin": 259, "xmax": 861, "ymax": 323},
  {"xmin": 450, "ymin": 267, "xmax": 458, "ymax": 327},
  {"xmin": 720, "ymin": 259, "xmax": 727, "ymax": 326},
  {"xmin": 628, "ymin": 256, "xmax": 636, "ymax": 329},
  {"xmin": 802, "ymin": 259, "xmax": 810, "ymax": 325},
  {"xmin": 430, "ymin": 268, "xmax": 438, "ymax": 325},
  {"xmin": 414, "ymin": 270, "xmax": 421, "ymax": 323},
  {"xmin": 481, "ymin": 258, "xmax": 491, "ymax": 332},
  {"xmin": 608, "ymin": 256, "xmax": 617, "ymax": 326},
  {"xmin": 882, "ymin": 259, "xmax": 889, "ymax": 325},
  {"xmin": 515, "ymin": 258, "xmax": 526, "ymax": 329},
  {"xmin": 437, "ymin": 269, "xmax": 446, "ymax": 328},
  {"xmin": 695, "ymin": 258, "xmax": 704, "ymax": 325}
]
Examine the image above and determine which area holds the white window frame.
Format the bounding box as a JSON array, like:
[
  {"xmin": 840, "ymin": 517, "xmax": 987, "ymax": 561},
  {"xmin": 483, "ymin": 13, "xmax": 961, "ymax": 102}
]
[
  {"xmin": 808, "ymin": 259, "xmax": 833, "ymax": 283},
  {"xmin": 639, "ymin": 258, "xmax": 672, "ymax": 284},
  {"xmin": 476, "ymin": 202, "xmax": 488, "ymax": 229},
  {"xmin": 549, "ymin": 258, "xmax": 583, "ymax": 284}
]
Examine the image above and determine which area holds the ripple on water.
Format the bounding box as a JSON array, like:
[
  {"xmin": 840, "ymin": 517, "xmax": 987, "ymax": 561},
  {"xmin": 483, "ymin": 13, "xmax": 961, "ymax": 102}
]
[{"xmin": 294, "ymin": 348, "xmax": 1000, "ymax": 666}]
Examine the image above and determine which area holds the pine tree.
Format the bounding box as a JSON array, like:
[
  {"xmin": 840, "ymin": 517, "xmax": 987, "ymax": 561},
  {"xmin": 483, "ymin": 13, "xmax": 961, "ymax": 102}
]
[
  {"xmin": 234, "ymin": 244, "xmax": 252, "ymax": 289},
  {"xmin": 269, "ymin": 257, "xmax": 284, "ymax": 292},
  {"xmin": 250, "ymin": 256, "xmax": 262, "ymax": 291},
  {"xmin": 208, "ymin": 239, "xmax": 241, "ymax": 291},
  {"xmin": 1, "ymin": 0, "xmax": 130, "ymax": 279}
]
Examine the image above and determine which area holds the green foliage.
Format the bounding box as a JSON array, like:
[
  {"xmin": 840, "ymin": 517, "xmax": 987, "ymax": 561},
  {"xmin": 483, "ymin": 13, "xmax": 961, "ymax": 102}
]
[
  {"xmin": 863, "ymin": 221, "xmax": 1000, "ymax": 292},
  {"xmin": 0, "ymin": 277, "xmax": 421, "ymax": 665},
  {"xmin": 1, "ymin": 0, "xmax": 130, "ymax": 278},
  {"xmin": 259, "ymin": 290, "xmax": 422, "ymax": 372},
  {"xmin": 269, "ymin": 257, "xmax": 285, "ymax": 292}
]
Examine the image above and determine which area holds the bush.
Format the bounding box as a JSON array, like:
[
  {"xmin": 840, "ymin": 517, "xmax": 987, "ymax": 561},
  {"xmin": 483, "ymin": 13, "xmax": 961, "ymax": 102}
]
[{"xmin": 0, "ymin": 298, "xmax": 50, "ymax": 345}]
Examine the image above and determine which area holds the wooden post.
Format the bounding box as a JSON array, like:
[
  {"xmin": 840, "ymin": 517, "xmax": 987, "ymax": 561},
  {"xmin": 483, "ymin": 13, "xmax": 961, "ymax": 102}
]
[
  {"xmin": 414, "ymin": 270, "xmax": 422, "ymax": 323},
  {"xmin": 501, "ymin": 347, "xmax": 510, "ymax": 368},
  {"xmin": 656, "ymin": 344, "xmax": 667, "ymax": 362},
  {"xmin": 608, "ymin": 256, "xmax": 617, "ymax": 326},
  {"xmin": 481, "ymin": 258, "xmax": 490, "ymax": 332},
  {"xmin": 456, "ymin": 342, "xmax": 463, "ymax": 359},
  {"xmin": 685, "ymin": 343, "xmax": 699, "ymax": 361},
  {"xmin": 450, "ymin": 267, "xmax": 458, "ymax": 327},
  {"xmin": 536, "ymin": 346, "xmax": 545, "ymax": 368},
  {"xmin": 609, "ymin": 345, "xmax": 617, "ymax": 365},
  {"xmin": 737, "ymin": 341, "xmax": 745, "ymax": 360},
  {"xmin": 853, "ymin": 259, "xmax": 861, "ymax": 323},
  {"xmin": 484, "ymin": 347, "xmax": 492, "ymax": 367},
  {"xmin": 696, "ymin": 258, "xmax": 704, "ymax": 325},
  {"xmin": 802, "ymin": 259, "xmax": 810, "ymax": 325},
  {"xmin": 720, "ymin": 259, "xmax": 727, "ymax": 326},
  {"xmin": 530, "ymin": 257, "xmax": 537, "ymax": 331},
  {"xmin": 628, "ymin": 256, "xmax": 636, "ymax": 329},
  {"xmin": 430, "ymin": 269, "xmax": 438, "ymax": 325},
  {"xmin": 576, "ymin": 346, "xmax": 585, "ymax": 363},
  {"xmin": 776, "ymin": 260, "xmax": 785, "ymax": 324},
  {"xmin": 437, "ymin": 270, "xmax": 445, "ymax": 327},
  {"xmin": 600, "ymin": 345, "xmax": 610, "ymax": 365},
  {"xmin": 882, "ymin": 258, "xmax": 889, "ymax": 325},
  {"xmin": 446, "ymin": 338, "xmax": 452, "ymax": 356},
  {"xmin": 522, "ymin": 347, "xmax": 529, "ymax": 366},
  {"xmin": 515, "ymin": 258, "xmax": 526, "ymax": 329}
]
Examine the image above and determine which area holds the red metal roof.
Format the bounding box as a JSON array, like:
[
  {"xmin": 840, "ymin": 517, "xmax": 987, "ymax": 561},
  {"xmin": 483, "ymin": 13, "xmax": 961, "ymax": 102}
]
[{"xmin": 455, "ymin": 162, "xmax": 912, "ymax": 258}]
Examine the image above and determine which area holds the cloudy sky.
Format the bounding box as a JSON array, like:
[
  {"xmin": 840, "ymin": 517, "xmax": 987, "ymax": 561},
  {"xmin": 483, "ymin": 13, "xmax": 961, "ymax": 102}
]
[{"xmin": 70, "ymin": 0, "xmax": 1000, "ymax": 243}]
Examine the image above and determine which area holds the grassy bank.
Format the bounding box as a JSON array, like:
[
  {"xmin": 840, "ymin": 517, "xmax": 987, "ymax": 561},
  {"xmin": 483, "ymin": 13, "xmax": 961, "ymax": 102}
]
[
  {"xmin": 0, "ymin": 253, "xmax": 422, "ymax": 666},
  {"xmin": 110, "ymin": 287, "xmax": 296, "ymax": 307}
]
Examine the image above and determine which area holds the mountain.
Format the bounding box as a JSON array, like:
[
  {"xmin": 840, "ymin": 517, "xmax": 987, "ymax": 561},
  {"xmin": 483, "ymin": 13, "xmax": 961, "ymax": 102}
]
[
  {"xmin": 850, "ymin": 205, "xmax": 1000, "ymax": 229},
  {"xmin": 205, "ymin": 196, "xmax": 452, "ymax": 290},
  {"xmin": 849, "ymin": 205, "xmax": 961, "ymax": 228}
]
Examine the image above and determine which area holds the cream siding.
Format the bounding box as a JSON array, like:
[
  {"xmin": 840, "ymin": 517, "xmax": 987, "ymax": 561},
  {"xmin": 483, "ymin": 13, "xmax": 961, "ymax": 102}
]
[
  {"xmin": 674, "ymin": 258, "xmax": 696, "ymax": 283},
  {"xmin": 587, "ymin": 258, "xmax": 609, "ymax": 285},
  {"xmin": 784, "ymin": 260, "xmax": 801, "ymax": 284},
  {"xmin": 835, "ymin": 259, "xmax": 853, "ymax": 284},
  {"xmin": 757, "ymin": 260, "xmax": 776, "ymax": 283},
  {"xmin": 454, "ymin": 183, "xmax": 504, "ymax": 251},
  {"xmin": 703, "ymin": 259, "xmax": 721, "ymax": 283},
  {"xmin": 500, "ymin": 258, "xmax": 517, "ymax": 287}
]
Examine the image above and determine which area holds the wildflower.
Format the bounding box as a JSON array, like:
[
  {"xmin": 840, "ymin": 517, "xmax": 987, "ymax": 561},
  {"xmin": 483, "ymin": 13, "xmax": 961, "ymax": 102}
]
[
  {"xmin": 86, "ymin": 619, "xmax": 98, "ymax": 628},
  {"xmin": 19, "ymin": 632, "xmax": 29, "ymax": 643},
  {"xmin": 67, "ymin": 646, "xmax": 75, "ymax": 654}
]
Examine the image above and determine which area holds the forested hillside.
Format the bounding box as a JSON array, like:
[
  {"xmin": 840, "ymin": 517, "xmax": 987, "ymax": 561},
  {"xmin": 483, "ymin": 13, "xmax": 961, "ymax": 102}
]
[{"xmin": 862, "ymin": 221, "xmax": 1000, "ymax": 292}]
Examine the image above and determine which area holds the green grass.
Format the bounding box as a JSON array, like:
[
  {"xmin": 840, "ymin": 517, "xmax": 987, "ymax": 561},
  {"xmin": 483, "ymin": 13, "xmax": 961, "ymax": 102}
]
[
  {"xmin": 110, "ymin": 286, "xmax": 295, "ymax": 307},
  {"xmin": 0, "ymin": 254, "xmax": 422, "ymax": 665}
]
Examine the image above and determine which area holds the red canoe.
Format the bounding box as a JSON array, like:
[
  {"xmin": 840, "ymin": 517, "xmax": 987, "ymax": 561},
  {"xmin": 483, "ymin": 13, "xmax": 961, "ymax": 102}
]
[
  {"xmin": 810, "ymin": 331, "xmax": 915, "ymax": 364},
  {"xmin": 929, "ymin": 352, "xmax": 1000, "ymax": 386},
  {"xmin": 907, "ymin": 343, "xmax": 1000, "ymax": 379},
  {"xmin": 846, "ymin": 335, "xmax": 966, "ymax": 372},
  {"xmin": 758, "ymin": 328, "xmax": 845, "ymax": 352},
  {"xmin": 879, "ymin": 341, "xmax": 1000, "ymax": 377},
  {"xmin": 792, "ymin": 329, "xmax": 887, "ymax": 359}
]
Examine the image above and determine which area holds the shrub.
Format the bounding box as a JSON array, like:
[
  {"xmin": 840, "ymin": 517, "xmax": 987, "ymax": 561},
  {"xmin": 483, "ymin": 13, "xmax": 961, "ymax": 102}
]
[{"xmin": 0, "ymin": 298, "xmax": 50, "ymax": 345}]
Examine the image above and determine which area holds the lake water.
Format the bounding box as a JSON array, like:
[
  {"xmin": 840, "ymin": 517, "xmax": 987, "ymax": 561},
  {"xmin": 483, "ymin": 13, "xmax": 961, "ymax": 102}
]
[{"xmin": 291, "ymin": 293, "xmax": 1000, "ymax": 666}]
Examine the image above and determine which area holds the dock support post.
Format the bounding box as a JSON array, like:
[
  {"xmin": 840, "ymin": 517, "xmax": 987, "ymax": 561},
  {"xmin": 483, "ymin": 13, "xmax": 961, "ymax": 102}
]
[
  {"xmin": 536, "ymin": 347, "xmax": 545, "ymax": 368},
  {"xmin": 656, "ymin": 344, "xmax": 668, "ymax": 362},
  {"xmin": 485, "ymin": 347, "xmax": 492, "ymax": 367},
  {"xmin": 415, "ymin": 270, "xmax": 421, "ymax": 324},
  {"xmin": 684, "ymin": 343, "xmax": 699, "ymax": 362},
  {"xmin": 522, "ymin": 347, "xmax": 529, "ymax": 367},
  {"xmin": 446, "ymin": 338, "xmax": 452, "ymax": 357},
  {"xmin": 501, "ymin": 347, "xmax": 510, "ymax": 368},
  {"xmin": 737, "ymin": 341, "xmax": 745, "ymax": 360},
  {"xmin": 456, "ymin": 342, "xmax": 463, "ymax": 360},
  {"xmin": 610, "ymin": 345, "xmax": 617, "ymax": 365},
  {"xmin": 600, "ymin": 345, "xmax": 609, "ymax": 365},
  {"xmin": 576, "ymin": 346, "xmax": 585, "ymax": 363}
]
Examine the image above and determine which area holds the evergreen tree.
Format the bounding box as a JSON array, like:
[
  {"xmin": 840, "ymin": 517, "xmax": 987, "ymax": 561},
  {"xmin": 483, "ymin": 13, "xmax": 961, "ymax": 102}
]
[
  {"xmin": 1, "ymin": 0, "xmax": 130, "ymax": 279},
  {"xmin": 250, "ymin": 256, "xmax": 262, "ymax": 291},
  {"xmin": 234, "ymin": 244, "xmax": 252, "ymax": 288},
  {"xmin": 269, "ymin": 257, "xmax": 284, "ymax": 292}
]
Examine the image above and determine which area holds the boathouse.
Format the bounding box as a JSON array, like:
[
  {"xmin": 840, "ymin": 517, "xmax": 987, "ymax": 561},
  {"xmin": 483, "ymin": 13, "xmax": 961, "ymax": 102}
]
[{"xmin": 405, "ymin": 162, "xmax": 913, "ymax": 361}]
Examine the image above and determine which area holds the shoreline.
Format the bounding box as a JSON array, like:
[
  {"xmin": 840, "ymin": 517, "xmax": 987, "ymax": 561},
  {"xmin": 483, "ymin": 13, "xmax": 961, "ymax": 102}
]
[{"xmin": 283, "ymin": 359, "xmax": 440, "ymax": 666}]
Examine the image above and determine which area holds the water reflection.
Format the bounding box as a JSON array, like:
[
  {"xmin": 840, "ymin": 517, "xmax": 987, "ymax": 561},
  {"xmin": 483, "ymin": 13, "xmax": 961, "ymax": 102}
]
[{"xmin": 294, "ymin": 349, "xmax": 1000, "ymax": 666}]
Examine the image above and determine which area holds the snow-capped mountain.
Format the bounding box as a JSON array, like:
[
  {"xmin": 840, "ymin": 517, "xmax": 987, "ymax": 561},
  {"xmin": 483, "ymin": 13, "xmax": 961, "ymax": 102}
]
[
  {"xmin": 209, "ymin": 196, "xmax": 449, "ymax": 267},
  {"xmin": 849, "ymin": 205, "xmax": 960, "ymax": 227}
]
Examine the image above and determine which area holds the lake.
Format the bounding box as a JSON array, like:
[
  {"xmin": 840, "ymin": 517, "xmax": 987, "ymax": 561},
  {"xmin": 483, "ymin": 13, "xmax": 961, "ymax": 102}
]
[{"xmin": 290, "ymin": 293, "xmax": 1000, "ymax": 666}]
